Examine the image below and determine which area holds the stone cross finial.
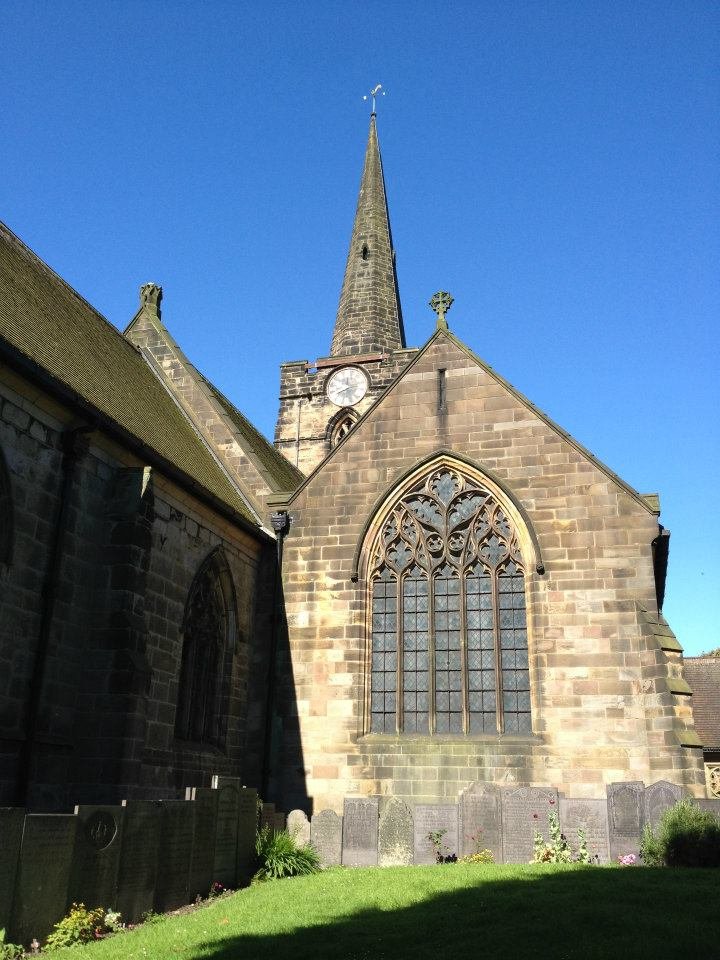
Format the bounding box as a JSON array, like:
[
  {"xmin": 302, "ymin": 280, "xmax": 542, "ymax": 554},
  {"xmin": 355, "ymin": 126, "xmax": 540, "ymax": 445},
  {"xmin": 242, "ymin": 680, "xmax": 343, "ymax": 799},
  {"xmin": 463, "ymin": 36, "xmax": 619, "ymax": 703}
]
[
  {"xmin": 139, "ymin": 282, "xmax": 162, "ymax": 318},
  {"xmin": 429, "ymin": 291, "xmax": 453, "ymax": 330}
]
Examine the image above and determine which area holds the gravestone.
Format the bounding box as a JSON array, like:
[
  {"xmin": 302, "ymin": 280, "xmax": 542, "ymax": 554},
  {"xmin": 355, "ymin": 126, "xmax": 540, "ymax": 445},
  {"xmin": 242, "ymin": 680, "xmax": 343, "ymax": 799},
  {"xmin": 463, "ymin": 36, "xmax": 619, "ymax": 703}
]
[
  {"xmin": 187, "ymin": 788, "xmax": 219, "ymax": 900},
  {"xmin": 236, "ymin": 787, "xmax": 258, "ymax": 883},
  {"xmin": 69, "ymin": 805, "xmax": 125, "ymax": 911},
  {"xmin": 116, "ymin": 800, "xmax": 160, "ymax": 923},
  {"xmin": 153, "ymin": 800, "xmax": 194, "ymax": 912},
  {"xmin": 694, "ymin": 799, "xmax": 720, "ymax": 818},
  {"xmin": 413, "ymin": 804, "xmax": 459, "ymax": 865},
  {"xmin": 501, "ymin": 787, "xmax": 558, "ymax": 864},
  {"xmin": 342, "ymin": 798, "xmax": 379, "ymax": 867},
  {"xmin": 378, "ymin": 798, "xmax": 413, "ymax": 866},
  {"xmin": 260, "ymin": 802, "xmax": 276, "ymax": 829},
  {"xmin": 559, "ymin": 797, "xmax": 610, "ymax": 863},
  {"xmin": 210, "ymin": 777, "xmax": 241, "ymax": 887},
  {"xmin": 607, "ymin": 781, "xmax": 645, "ymax": 860},
  {"xmin": 0, "ymin": 809, "xmax": 24, "ymax": 934},
  {"xmin": 10, "ymin": 814, "xmax": 77, "ymax": 946},
  {"xmin": 644, "ymin": 781, "xmax": 684, "ymax": 830},
  {"xmin": 287, "ymin": 810, "xmax": 311, "ymax": 846},
  {"xmin": 459, "ymin": 783, "xmax": 503, "ymax": 862},
  {"xmin": 273, "ymin": 811, "xmax": 286, "ymax": 831},
  {"xmin": 310, "ymin": 809, "xmax": 343, "ymax": 867}
]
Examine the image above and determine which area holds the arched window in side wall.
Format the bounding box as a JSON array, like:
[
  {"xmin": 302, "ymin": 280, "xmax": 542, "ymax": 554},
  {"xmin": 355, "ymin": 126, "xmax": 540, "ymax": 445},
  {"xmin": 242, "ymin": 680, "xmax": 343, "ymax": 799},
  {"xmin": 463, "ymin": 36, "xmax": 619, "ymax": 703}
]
[
  {"xmin": 328, "ymin": 409, "xmax": 359, "ymax": 448},
  {"xmin": 0, "ymin": 446, "xmax": 12, "ymax": 567},
  {"xmin": 175, "ymin": 549, "xmax": 237, "ymax": 748},
  {"xmin": 367, "ymin": 465, "xmax": 532, "ymax": 736}
]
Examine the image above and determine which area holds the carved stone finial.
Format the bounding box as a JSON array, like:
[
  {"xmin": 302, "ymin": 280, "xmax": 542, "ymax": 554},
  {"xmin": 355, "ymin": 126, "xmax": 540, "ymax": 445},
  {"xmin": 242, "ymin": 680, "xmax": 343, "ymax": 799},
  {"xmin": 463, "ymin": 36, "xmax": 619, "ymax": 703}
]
[
  {"xmin": 429, "ymin": 291, "xmax": 453, "ymax": 330},
  {"xmin": 139, "ymin": 283, "xmax": 162, "ymax": 317}
]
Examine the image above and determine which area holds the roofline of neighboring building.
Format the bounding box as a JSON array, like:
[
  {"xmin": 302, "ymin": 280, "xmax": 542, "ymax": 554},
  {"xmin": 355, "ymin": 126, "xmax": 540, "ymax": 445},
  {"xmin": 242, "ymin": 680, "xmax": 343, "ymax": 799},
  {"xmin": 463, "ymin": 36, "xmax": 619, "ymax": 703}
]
[{"xmin": 0, "ymin": 336, "xmax": 272, "ymax": 545}]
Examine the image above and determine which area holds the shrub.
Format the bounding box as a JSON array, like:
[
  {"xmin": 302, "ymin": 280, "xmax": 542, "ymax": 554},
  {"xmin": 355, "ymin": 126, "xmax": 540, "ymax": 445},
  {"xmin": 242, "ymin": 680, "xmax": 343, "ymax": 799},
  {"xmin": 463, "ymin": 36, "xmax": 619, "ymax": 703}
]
[
  {"xmin": 652, "ymin": 799, "xmax": 720, "ymax": 868},
  {"xmin": 254, "ymin": 826, "xmax": 321, "ymax": 881},
  {"xmin": 43, "ymin": 903, "xmax": 121, "ymax": 951},
  {"xmin": 0, "ymin": 928, "xmax": 24, "ymax": 959},
  {"xmin": 640, "ymin": 823, "xmax": 664, "ymax": 866},
  {"xmin": 459, "ymin": 849, "xmax": 495, "ymax": 864}
]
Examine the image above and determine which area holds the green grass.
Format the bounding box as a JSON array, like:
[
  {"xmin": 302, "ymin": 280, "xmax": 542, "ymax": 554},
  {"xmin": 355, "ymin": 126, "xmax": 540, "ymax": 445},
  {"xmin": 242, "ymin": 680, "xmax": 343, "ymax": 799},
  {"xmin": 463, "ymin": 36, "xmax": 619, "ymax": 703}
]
[{"xmin": 45, "ymin": 863, "xmax": 720, "ymax": 960}]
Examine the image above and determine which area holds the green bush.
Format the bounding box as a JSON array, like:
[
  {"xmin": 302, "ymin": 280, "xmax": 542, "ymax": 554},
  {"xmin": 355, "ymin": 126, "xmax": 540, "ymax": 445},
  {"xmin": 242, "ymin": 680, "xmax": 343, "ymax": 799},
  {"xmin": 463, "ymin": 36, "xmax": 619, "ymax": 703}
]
[
  {"xmin": 0, "ymin": 928, "xmax": 24, "ymax": 959},
  {"xmin": 254, "ymin": 825, "xmax": 321, "ymax": 881},
  {"xmin": 640, "ymin": 800, "xmax": 720, "ymax": 868},
  {"xmin": 43, "ymin": 903, "xmax": 122, "ymax": 951},
  {"xmin": 640, "ymin": 822, "xmax": 664, "ymax": 867},
  {"xmin": 660, "ymin": 800, "xmax": 720, "ymax": 868}
]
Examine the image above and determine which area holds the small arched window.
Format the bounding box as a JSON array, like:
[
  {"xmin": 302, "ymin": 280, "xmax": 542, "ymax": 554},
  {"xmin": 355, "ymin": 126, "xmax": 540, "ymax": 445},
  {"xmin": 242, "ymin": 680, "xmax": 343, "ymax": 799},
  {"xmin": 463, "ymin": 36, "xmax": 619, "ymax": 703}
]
[
  {"xmin": 366, "ymin": 465, "xmax": 531, "ymax": 736},
  {"xmin": 0, "ymin": 446, "xmax": 13, "ymax": 567},
  {"xmin": 175, "ymin": 549, "xmax": 237, "ymax": 747},
  {"xmin": 331, "ymin": 413, "xmax": 358, "ymax": 447}
]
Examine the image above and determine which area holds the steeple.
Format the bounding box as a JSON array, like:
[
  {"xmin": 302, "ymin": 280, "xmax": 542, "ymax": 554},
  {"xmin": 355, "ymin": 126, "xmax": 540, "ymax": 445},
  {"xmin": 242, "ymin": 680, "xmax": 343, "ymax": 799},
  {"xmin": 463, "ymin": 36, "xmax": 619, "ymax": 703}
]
[{"xmin": 330, "ymin": 114, "xmax": 405, "ymax": 357}]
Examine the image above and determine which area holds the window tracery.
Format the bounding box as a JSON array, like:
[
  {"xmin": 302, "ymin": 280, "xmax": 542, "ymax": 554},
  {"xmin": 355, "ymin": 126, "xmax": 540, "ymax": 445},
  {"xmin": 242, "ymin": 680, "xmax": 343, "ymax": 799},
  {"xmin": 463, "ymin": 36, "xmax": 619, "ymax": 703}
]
[
  {"xmin": 330, "ymin": 411, "xmax": 358, "ymax": 447},
  {"xmin": 175, "ymin": 551, "xmax": 236, "ymax": 747},
  {"xmin": 368, "ymin": 466, "xmax": 531, "ymax": 735}
]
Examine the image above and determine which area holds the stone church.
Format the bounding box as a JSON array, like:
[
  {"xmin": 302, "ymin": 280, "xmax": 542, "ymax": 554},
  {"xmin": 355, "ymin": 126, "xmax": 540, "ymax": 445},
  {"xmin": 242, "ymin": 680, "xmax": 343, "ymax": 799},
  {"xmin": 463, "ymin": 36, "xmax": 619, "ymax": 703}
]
[{"xmin": 0, "ymin": 114, "xmax": 714, "ymax": 816}]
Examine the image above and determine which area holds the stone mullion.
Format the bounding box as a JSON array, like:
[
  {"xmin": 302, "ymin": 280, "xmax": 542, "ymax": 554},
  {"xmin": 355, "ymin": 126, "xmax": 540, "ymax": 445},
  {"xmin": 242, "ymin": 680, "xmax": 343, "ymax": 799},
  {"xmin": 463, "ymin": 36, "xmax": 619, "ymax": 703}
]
[{"xmin": 491, "ymin": 569, "xmax": 503, "ymax": 734}]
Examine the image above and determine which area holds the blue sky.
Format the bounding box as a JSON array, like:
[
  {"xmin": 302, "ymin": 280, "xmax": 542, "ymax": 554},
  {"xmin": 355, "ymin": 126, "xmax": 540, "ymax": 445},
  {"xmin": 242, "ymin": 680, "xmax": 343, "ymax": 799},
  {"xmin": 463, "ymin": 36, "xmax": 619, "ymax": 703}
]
[{"xmin": 2, "ymin": 1, "xmax": 718, "ymax": 653}]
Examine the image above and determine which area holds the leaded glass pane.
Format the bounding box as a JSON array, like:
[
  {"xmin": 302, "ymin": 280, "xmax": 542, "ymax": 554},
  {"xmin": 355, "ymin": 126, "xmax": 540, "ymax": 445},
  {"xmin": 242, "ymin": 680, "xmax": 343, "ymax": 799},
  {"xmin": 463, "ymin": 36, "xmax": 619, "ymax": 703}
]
[
  {"xmin": 370, "ymin": 572, "xmax": 398, "ymax": 733},
  {"xmin": 401, "ymin": 570, "xmax": 429, "ymax": 733},
  {"xmin": 498, "ymin": 568, "xmax": 531, "ymax": 734},
  {"xmin": 434, "ymin": 567, "xmax": 462, "ymax": 734}
]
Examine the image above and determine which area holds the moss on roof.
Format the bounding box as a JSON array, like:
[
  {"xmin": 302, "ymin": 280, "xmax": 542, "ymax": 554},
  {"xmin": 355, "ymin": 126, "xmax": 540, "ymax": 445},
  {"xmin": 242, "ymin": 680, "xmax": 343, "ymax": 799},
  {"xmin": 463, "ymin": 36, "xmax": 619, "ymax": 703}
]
[{"xmin": 0, "ymin": 221, "xmax": 258, "ymax": 525}]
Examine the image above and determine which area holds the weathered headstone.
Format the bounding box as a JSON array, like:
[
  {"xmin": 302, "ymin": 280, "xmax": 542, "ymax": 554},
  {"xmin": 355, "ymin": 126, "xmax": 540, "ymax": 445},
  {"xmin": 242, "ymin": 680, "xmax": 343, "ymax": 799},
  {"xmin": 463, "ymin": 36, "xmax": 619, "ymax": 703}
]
[
  {"xmin": 695, "ymin": 799, "xmax": 720, "ymax": 818},
  {"xmin": 10, "ymin": 814, "xmax": 77, "ymax": 946},
  {"xmin": 153, "ymin": 800, "xmax": 194, "ymax": 912},
  {"xmin": 287, "ymin": 809, "xmax": 311, "ymax": 846},
  {"xmin": 273, "ymin": 811, "xmax": 286, "ymax": 831},
  {"xmin": 116, "ymin": 800, "xmax": 160, "ymax": 923},
  {"xmin": 69, "ymin": 805, "xmax": 124, "ymax": 911},
  {"xmin": 310, "ymin": 809, "xmax": 343, "ymax": 867},
  {"xmin": 0, "ymin": 809, "xmax": 24, "ymax": 934},
  {"xmin": 236, "ymin": 787, "xmax": 258, "ymax": 883},
  {"xmin": 342, "ymin": 798, "xmax": 379, "ymax": 867},
  {"xmin": 378, "ymin": 798, "xmax": 413, "ymax": 866},
  {"xmin": 260, "ymin": 801, "xmax": 276, "ymax": 830},
  {"xmin": 211, "ymin": 777, "xmax": 241, "ymax": 887},
  {"xmin": 413, "ymin": 804, "xmax": 459, "ymax": 865},
  {"xmin": 644, "ymin": 780, "xmax": 684, "ymax": 830},
  {"xmin": 459, "ymin": 783, "xmax": 503, "ymax": 862},
  {"xmin": 187, "ymin": 788, "xmax": 218, "ymax": 900},
  {"xmin": 559, "ymin": 797, "xmax": 610, "ymax": 863},
  {"xmin": 501, "ymin": 787, "xmax": 558, "ymax": 864},
  {"xmin": 607, "ymin": 781, "xmax": 645, "ymax": 860}
]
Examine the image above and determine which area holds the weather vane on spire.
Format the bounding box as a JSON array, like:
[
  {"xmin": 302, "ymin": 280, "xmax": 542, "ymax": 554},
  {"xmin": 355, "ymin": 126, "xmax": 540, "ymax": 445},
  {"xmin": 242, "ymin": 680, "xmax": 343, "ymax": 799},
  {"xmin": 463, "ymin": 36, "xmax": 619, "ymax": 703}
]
[{"xmin": 363, "ymin": 84, "xmax": 385, "ymax": 113}]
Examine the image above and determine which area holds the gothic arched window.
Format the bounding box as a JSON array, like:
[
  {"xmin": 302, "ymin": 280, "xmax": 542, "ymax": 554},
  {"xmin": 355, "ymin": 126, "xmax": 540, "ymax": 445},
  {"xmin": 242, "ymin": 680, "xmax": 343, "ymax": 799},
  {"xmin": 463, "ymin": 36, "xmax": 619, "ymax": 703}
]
[
  {"xmin": 0, "ymin": 446, "xmax": 12, "ymax": 567},
  {"xmin": 175, "ymin": 550, "xmax": 237, "ymax": 747},
  {"xmin": 327, "ymin": 408, "xmax": 359, "ymax": 449},
  {"xmin": 367, "ymin": 466, "xmax": 531, "ymax": 736}
]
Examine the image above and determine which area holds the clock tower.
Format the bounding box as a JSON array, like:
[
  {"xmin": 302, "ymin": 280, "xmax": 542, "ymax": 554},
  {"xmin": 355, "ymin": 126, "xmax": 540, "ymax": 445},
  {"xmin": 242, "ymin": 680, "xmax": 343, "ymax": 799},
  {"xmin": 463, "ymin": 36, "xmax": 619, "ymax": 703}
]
[{"xmin": 274, "ymin": 113, "xmax": 418, "ymax": 476}]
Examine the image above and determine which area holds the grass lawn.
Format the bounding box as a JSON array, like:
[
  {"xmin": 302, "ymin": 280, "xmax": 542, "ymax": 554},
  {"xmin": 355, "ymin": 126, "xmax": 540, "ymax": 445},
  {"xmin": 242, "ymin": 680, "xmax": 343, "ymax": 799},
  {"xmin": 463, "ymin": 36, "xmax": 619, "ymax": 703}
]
[{"xmin": 45, "ymin": 863, "xmax": 719, "ymax": 960}]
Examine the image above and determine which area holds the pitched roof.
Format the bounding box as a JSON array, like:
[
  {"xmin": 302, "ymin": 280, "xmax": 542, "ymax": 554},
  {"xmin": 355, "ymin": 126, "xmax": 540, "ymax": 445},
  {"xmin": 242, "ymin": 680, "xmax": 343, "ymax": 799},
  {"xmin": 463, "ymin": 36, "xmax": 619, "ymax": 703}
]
[
  {"xmin": 282, "ymin": 327, "xmax": 661, "ymax": 516},
  {"xmin": 190, "ymin": 366, "xmax": 303, "ymax": 491},
  {"xmin": 684, "ymin": 657, "xmax": 720, "ymax": 751},
  {"xmin": 330, "ymin": 114, "xmax": 405, "ymax": 357},
  {"xmin": 0, "ymin": 220, "xmax": 260, "ymax": 527}
]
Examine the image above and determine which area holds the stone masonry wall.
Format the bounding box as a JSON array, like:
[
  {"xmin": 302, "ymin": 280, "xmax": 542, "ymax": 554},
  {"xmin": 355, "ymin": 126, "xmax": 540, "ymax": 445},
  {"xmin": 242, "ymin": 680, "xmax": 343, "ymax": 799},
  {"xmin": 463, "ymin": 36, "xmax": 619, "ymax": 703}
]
[
  {"xmin": 275, "ymin": 348, "xmax": 418, "ymax": 475},
  {"xmin": 0, "ymin": 369, "xmax": 272, "ymax": 810},
  {"xmin": 274, "ymin": 333, "xmax": 705, "ymax": 814}
]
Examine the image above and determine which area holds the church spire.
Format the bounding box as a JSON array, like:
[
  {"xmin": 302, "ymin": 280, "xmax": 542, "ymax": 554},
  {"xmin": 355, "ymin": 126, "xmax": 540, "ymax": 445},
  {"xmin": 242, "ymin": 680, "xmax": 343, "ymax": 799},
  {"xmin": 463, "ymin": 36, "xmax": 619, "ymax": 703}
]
[{"xmin": 330, "ymin": 114, "xmax": 406, "ymax": 357}]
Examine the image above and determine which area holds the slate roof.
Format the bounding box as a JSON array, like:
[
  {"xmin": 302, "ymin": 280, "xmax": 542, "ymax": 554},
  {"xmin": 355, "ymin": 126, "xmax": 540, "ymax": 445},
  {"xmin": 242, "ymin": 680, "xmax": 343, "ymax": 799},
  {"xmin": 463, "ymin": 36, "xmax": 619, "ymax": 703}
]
[
  {"xmin": 0, "ymin": 221, "xmax": 259, "ymax": 526},
  {"xmin": 684, "ymin": 657, "xmax": 720, "ymax": 751}
]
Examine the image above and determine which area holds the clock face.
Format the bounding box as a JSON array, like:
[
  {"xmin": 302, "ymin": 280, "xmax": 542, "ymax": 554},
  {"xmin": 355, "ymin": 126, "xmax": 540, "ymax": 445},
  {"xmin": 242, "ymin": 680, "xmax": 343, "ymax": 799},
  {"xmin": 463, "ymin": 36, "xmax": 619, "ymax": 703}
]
[{"xmin": 326, "ymin": 366, "xmax": 368, "ymax": 407}]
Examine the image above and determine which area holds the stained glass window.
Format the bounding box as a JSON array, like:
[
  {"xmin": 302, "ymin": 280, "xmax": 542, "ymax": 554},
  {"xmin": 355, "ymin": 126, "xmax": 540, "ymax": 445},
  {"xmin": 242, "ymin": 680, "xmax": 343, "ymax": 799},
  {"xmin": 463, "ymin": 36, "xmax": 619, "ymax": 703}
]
[{"xmin": 368, "ymin": 466, "xmax": 532, "ymax": 735}]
